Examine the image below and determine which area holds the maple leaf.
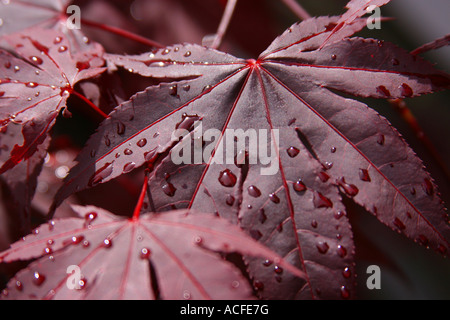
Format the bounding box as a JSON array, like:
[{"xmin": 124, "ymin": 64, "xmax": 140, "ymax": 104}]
[
  {"xmin": 0, "ymin": 132, "xmax": 50, "ymax": 235},
  {"xmin": 0, "ymin": 28, "xmax": 105, "ymax": 175},
  {"xmin": 0, "ymin": 205, "xmax": 304, "ymax": 300},
  {"xmin": 53, "ymin": 15, "xmax": 450, "ymax": 299}
]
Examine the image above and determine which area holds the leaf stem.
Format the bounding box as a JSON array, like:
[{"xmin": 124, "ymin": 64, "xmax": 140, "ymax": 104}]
[
  {"xmin": 389, "ymin": 98, "xmax": 450, "ymax": 181},
  {"xmin": 280, "ymin": 0, "xmax": 311, "ymax": 21},
  {"xmin": 70, "ymin": 90, "xmax": 109, "ymax": 119},
  {"xmin": 81, "ymin": 18, "xmax": 164, "ymax": 49},
  {"xmin": 133, "ymin": 172, "xmax": 149, "ymax": 220},
  {"xmin": 211, "ymin": 0, "xmax": 239, "ymax": 50}
]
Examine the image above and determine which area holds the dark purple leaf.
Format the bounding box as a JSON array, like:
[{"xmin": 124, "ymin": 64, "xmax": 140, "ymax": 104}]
[
  {"xmin": 0, "ymin": 28, "xmax": 105, "ymax": 174},
  {"xmin": 54, "ymin": 16, "xmax": 450, "ymax": 299},
  {"xmin": 0, "ymin": 205, "xmax": 304, "ymax": 300}
]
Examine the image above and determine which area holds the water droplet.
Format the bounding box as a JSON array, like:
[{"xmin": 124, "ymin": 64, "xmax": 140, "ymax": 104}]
[
  {"xmin": 316, "ymin": 241, "xmax": 329, "ymax": 254},
  {"xmin": 123, "ymin": 162, "xmax": 136, "ymax": 173},
  {"xmin": 330, "ymin": 146, "xmax": 337, "ymax": 153},
  {"xmin": 43, "ymin": 247, "xmax": 53, "ymax": 255},
  {"xmin": 422, "ymin": 178, "xmax": 434, "ymax": 196},
  {"xmin": 30, "ymin": 56, "xmax": 43, "ymax": 65},
  {"xmin": 54, "ymin": 36, "xmax": 63, "ymax": 44},
  {"xmin": 15, "ymin": 280, "xmax": 23, "ymax": 291},
  {"xmin": 58, "ymin": 46, "xmax": 68, "ymax": 53},
  {"xmin": 184, "ymin": 51, "xmax": 191, "ymax": 57},
  {"xmin": 331, "ymin": 54, "xmax": 337, "ymax": 60},
  {"xmin": 71, "ymin": 235, "xmax": 85, "ymax": 245},
  {"xmin": 162, "ymin": 48, "xmax": 170, "ymax": 55},
  {"xmin": 250, "ymin": 229, "xmax": 262, "ymax": 240},
  {"xmin": 377, "ymin": 40, "xmax": 384, "ymax": 47},
  {"xmin": 218, "ymin": 169, "xmax": 237, "ymax": 187},
  {"xmin": 14, "ymin": 65, "xmax": 20, "ymax": 72},
  {"xmin": 276, "ymin": 223, "xmax": 283, "ymax": 232},
  {"xmin": 269, "ymin": 193, "xmax": 280, "ymax": 203},
  {"xmin": 340, "ymin": 286, "xmax": 350, "ymax": 299},
  {"xmin": 254, "ymin": 280, "xmax": 264, "ymax": 291},
  {"xmin": 376, "ymin": 85, "xmax": 391, "ymax": 97},
  {"xmin": 263, "ymin": 259, "xmax": 272, "ymax": 267},
  {"xmin": 162, "ymin": 182, "xmax": 176, "ymax": 197},
  {"xmin": 175, "ymin": 113, "xmax": 199, "ymax": 131},
  {"xmin": 359, "ymin": 169, "xmax": 371, "ymax": 182},
  {"xmin": 400, "ymin": 83, "xmax": 413, "ymax": 97},
  {"xmin": 82, "ymin": 240, "xmax": 90, "ymax": 248},
  {"xmin": 85, "ymin": 212, "xmax": 97, "ymax": 223},
  {"xmin": 140, "ymin": 248, "xmax": 151, "ymax": 259},
  {"xmin": 376, "ymin": 134, "xmax": 385, "ymax": 145},
  {"xmin": 416, "ymin": 234, "xmax": 429, "ymax": 247},
  {"xmin": 4, "ymin": 62, "xmax": 11, "ymax": 69},
  {"xmin": 324, "ymin": 161, "xmax": 333, "ymax": 169},
  {"xmin": 183, "ymin": 85, "xmax": 191, "ymax": 92},
  {"xmin": 193, "ymin": 236, "xmax": 203, "ymax": 245},
  {"xmin": 311, "ymin": 220, "xmax": 318, "ymax": 228},
  {"xmin": 287, "ymin": 146, "xmax": 300, "ymax": 158},
  {"xmin": 258, "ymin": 209, "xmax": 267, "ymax": 223},
  {"xmin": 337, "ymin": 245, "xmax": 347, "ymax": 257},
  {"xmin": 32, "ymin": 271, "xmax": 46, "ymax": 286},
  {"xmin": 103, "ymin": 238, "xmax": 112, "ymax": 248},
  {"xmin": 336, "ymin": 177, "xmax": 359, "ymax": 197},
  {"xmin": 124, "ymin": 148, "xmax": 133, "ymax": 155},
  {"xmin": 78, "ymin": 278, "xmax": 87, "ymax": 290},
  {"xmin": 225, "ymin": 194, "xmax": 235, "ymax": 206},
  {"xmin": 76, "ymin": 61, "xmax": 90, "ymax": 71},
  {"xmin": 313, "ymin": 192, "xmax": 333, "ymax": 208},
  {"xmin": 410, "ymin": 187, "xmax": 416, "ymax": 195},
  {"xmin": 248, "ymin": 185, "xmax": 261, "ymax": 197},
  {"xmin": 393, "ymin": 217, "xmax": 406, "ymax": 230},
  {"xmin": 104, "ymin": 135, "xmax": 111, "ymax": 147},
  {"xmin": 293, "ymin": 180, "xmax": 307, "ymax": 192}
]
